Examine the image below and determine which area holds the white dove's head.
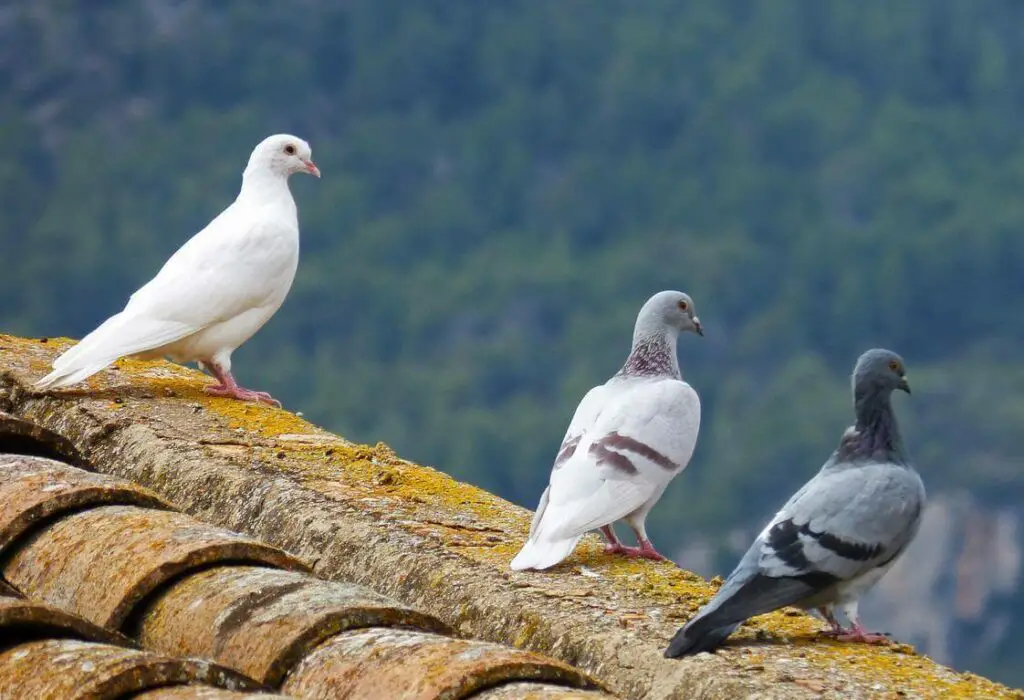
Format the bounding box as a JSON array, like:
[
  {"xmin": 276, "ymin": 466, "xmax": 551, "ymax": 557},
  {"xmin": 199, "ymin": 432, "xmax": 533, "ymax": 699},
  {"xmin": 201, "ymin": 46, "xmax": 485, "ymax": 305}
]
[{"xmin": 246, "ymin": 134, "xmax": 320, "ymax": 179}]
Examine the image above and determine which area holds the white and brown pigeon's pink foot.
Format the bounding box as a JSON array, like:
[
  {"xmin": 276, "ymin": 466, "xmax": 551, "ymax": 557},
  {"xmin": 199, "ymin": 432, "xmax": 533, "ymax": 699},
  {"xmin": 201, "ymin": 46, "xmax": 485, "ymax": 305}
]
[
  {"xmin": 600, "ymin": 526, "xmax": 628, "ymax": 555},
  {"xmin": 600, "ymin": 532, "xmax": 667, "ymax": 560},
  {"xmin": 632, "ymin": 540, "xmax": 668, "ymax": 561}
]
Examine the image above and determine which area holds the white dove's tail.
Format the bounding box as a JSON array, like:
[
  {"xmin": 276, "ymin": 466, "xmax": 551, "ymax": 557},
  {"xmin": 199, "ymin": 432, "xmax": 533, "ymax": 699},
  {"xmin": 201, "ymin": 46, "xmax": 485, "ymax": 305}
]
[
  {"xmin": 509, "ymin": 534, "xmax": 582, "ymax": 571},
  {"xmin": 35, "ymin": 313, "xmax": 196, "ymax": 390}
]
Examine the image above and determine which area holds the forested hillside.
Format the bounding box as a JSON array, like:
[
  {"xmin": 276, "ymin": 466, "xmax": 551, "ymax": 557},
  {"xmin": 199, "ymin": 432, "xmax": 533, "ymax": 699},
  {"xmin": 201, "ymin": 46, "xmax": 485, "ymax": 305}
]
[{"xmin": 1, "ymin": 0, "xmax": 1022, "ymax": 684}]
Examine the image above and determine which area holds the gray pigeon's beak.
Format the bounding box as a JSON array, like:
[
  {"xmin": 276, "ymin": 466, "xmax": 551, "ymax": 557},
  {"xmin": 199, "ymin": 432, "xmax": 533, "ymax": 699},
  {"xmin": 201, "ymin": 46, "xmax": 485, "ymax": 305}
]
[
  {"xmin": 302, "ymin": 159, "xmax": 321, "ymax": 178},
  {"xmin": 692, "ymin": 317, "xmax": 704, "ymax": 336},
  {"xmin": 898, "ymin": 376, "xmax": 911, "ymax": 394}
]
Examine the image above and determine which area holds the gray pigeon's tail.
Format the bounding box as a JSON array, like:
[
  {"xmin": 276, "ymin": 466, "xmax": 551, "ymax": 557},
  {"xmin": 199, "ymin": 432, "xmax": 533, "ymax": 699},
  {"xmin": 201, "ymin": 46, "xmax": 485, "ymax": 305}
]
[
  {"xmin": 664, "ymin": 570, "xmax": 826, "ymax": 658},
  {"xmin": 665, "ymin": 619, "xmax": 740, "ymax": 657}
]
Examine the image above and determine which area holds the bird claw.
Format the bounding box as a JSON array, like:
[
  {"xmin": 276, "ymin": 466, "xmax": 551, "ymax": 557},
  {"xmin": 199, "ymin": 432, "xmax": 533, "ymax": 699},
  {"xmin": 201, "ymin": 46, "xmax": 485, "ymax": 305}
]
[
  {"xmin": 204, "ymin": 384, "xmax": 281, "ymax": 407},
  {"xmin": 836, "ymin": 630, "xmax": 890, "ymax": 644},
  {"xmin": 604, "ymin": 543, "xmax": 667, "ymax": 561}
]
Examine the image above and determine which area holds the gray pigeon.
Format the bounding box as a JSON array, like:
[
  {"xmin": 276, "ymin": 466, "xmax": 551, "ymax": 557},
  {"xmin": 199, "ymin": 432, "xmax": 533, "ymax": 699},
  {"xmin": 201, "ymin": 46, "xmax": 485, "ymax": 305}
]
[
  {"xmin": 665, "ymin": 348, "xmax": 924, "ymax": 657},
  {"xmin": 510, "ymin": 290, "xmax": 703, "ymax": 571}
]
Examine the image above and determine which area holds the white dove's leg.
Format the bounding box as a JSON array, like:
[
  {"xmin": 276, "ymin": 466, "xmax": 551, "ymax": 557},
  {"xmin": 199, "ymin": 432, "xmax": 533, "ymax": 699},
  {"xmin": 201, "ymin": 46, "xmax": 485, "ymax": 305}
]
[
  {"xmin": 203, "ymin": 354, "xmax": 281, "ymax": 407},
  {"xmin": 835, "ymin": 600, "xmax": 888, "ymax": 644}
]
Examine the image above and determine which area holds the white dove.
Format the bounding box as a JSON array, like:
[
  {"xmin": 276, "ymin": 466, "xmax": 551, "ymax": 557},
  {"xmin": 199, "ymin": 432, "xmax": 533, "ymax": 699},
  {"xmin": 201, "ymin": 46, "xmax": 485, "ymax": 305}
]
[
  {"xmin": 510, "ymin": 290, "xmax": 703, "ymax": 571},
  {"xmin": 35, "ymin": 133, "xmax": 320, "ymax": 406}
]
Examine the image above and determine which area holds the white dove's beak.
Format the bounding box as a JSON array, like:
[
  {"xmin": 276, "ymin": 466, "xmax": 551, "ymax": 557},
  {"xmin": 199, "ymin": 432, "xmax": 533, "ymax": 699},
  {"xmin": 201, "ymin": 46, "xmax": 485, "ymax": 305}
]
[{"xmin": 302, "ymin": 159, "xmax": 321, "ymax": 178}]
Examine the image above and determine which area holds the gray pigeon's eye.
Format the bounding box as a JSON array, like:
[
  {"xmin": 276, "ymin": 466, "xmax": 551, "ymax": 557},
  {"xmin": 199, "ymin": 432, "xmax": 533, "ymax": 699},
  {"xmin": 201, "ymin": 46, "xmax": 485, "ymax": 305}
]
[
  {"xmin": 284, "ymin": 144, "xmax": 296, "ymax": 155},
  {"xmin": 678, "ymin": 300, "xmax": 688, "ymax": 311},
  {"xmin": 889, "ymin": 360, "xmax": 901, "ymax": 372}
]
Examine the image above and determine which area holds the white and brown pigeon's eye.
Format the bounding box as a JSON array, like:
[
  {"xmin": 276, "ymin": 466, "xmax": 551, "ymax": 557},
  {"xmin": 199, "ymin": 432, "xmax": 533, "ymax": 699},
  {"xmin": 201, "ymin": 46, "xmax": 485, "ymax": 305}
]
[
  {"xmin": 678, "ymin": 300, "xmax": 688, "ymax": 311},
  {"xmin": 283, "ymin": 144, "xmax": 296, "ymax": 155}
]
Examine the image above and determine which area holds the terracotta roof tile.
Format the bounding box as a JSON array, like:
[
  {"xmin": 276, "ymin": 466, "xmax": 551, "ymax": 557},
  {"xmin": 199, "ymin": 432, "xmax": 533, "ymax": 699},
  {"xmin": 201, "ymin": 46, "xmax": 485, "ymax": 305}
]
[
  {"xmin": 0, "ymin": 407, "xmax": 612, "ymax": 699},
  {"xmin": 0, "ymin": 593, "xmax": 130, "ymax": 648},
  {"xmin": 3, "ymin": 504, "xmax": 308, "ymax": 630},
  {"xmin": 136, "ymin": 564, "xmax": 450, "ymax": 685},
  {"xmin": 0, "ymin": 454, "xmax": 172, "ymax": 551},
  {"xmin": 0, "ymin": 638, "xmax": 264, "ymax": 698},
  {"xmin": 134, "ymin": 688, "xmax": 290, "ymax": 699},
  {"xmin": 279, "ymin": 628, "xmax": 597, "ymax": 699}
]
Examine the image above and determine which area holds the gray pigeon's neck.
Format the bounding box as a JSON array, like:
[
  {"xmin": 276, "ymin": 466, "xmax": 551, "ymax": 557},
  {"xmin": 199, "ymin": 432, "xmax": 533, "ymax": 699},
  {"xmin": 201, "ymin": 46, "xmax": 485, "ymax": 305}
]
[
  {"xmin": 837, "ymin": 387, "xmax": 909, "ymax": 464},
  {"xmin": 618, "ymin": 329, "xmax": 681, "ymax": 379}
]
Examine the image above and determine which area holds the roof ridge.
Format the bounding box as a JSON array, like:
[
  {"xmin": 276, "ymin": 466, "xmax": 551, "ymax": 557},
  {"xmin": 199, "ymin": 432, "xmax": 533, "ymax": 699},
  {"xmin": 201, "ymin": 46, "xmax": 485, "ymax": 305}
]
[{"xmin": 0, "ymin": 334, "xmax": 1019, "ymax": 700}]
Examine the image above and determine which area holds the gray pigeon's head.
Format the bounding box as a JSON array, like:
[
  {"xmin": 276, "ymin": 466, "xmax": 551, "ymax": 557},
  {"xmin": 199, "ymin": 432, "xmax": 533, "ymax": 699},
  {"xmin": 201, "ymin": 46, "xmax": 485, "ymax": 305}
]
[
  {"xmin": 638, "ymin": 290, "xmax": 703, "ymax": 337},
  {"xmin": 852, "ymin": 348, "xmax": 911, "ymax": 395},
  {"xmin": 247, "ymin": 133, "xmax": 320, "ymax": 178}
]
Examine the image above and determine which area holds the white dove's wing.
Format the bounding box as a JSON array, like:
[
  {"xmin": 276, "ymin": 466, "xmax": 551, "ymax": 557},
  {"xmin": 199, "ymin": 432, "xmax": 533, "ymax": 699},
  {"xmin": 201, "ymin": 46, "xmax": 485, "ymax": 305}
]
[{"xmin": 535, "ymin": 378, "xmax": 700, "ymax": 542}]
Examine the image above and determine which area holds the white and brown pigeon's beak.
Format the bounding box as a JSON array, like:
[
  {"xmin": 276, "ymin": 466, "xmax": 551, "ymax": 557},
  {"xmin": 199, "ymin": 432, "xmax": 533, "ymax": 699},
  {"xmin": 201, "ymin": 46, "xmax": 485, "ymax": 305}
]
[
  {"xmin": 302, "ymin": 159, "xmax": 321, "ymax": 178},
  {"xmin": 693, "ymin": 317, "xmax": 704, "ymax": 336}
]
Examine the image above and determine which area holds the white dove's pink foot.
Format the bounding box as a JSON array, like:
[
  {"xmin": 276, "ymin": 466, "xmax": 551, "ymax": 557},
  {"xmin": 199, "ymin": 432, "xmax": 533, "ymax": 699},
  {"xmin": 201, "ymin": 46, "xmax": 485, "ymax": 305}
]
[
  {"xmin": 204, "ymin": 383, "xmax": 280, "ymax": 407},
  {"xmin": 836, "ymin": 622, "xmax": 889, "ymax": 644},
  {"xmin": 204, "ymin": 364, "xmax": 281, "ymax": 407}
]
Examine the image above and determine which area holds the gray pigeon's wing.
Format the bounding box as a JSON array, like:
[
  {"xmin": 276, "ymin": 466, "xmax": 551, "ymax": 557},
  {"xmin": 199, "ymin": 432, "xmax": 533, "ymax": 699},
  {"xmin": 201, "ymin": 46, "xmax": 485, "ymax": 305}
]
[
  {"xmin": 758, "ymin": 461, "xmax": 925, "ymax": 582},
  {"xmin": 665, "ymin": 461, "xmax": 924, "ymax": 658}
]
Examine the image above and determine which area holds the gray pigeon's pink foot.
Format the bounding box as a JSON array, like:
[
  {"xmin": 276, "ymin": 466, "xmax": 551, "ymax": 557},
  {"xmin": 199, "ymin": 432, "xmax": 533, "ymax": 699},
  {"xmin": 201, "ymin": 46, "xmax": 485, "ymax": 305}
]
[
  {"xmin": 816, "ymin": 607, "xmax": 847, "ymax": 636},
  {"xmin": 204, "ymin": 384, "xmax": 281, "ymax": 407},
  {"xmin": 836, "ymin": 622, "xmax": 889, "ymax": 644}
]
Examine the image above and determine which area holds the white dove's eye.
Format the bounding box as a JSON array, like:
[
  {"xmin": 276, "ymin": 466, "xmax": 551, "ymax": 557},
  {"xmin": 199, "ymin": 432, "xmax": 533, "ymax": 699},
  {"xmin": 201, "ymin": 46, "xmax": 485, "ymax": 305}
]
[
  {"xmin": 678, "ymin": 300, "xmax": 688, "ymax": 311},
  {"xmin": 283, "ymin": 144, "xmax": 296, "ymax": 155}
]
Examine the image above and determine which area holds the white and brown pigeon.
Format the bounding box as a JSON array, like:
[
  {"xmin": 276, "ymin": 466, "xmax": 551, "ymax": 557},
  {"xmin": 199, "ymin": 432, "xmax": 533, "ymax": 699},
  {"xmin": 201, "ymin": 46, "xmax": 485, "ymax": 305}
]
[
  {"xmin": 510, "ymin": 290, "xmax": 703, "ymax": 571},
  {"xmin": 35, "ymin": 133, "xmax": 320, "ymax": 406}
]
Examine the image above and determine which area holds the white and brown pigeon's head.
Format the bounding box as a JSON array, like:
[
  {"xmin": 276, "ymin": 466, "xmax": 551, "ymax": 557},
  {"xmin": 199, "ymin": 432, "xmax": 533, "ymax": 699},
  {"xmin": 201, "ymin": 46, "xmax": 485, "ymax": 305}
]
[
  {"xmin": 640, "ymin": 290, "xmax": 703, "ymax": 337},
  {"xmin": 247, "ymin": 134, "xmax": 320, "ymax": 179}
]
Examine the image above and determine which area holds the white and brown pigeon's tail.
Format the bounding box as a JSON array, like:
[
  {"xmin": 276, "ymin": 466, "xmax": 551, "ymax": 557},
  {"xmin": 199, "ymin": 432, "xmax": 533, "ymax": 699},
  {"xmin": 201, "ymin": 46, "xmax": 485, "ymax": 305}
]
[
  {"xmin": 35, "ymin": 313, "xmax": 196, "ymax": 391},
  {"xmin": 509, "ymin": 534, "xmax": 582, "ymax": 571}
]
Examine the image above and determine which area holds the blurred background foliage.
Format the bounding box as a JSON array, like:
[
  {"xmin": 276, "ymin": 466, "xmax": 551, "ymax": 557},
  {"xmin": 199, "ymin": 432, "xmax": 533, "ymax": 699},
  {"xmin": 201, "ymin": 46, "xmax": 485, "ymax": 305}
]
[{"xmin": 1, "ymin": 0, "xmax": 1022, "ymax": 684}]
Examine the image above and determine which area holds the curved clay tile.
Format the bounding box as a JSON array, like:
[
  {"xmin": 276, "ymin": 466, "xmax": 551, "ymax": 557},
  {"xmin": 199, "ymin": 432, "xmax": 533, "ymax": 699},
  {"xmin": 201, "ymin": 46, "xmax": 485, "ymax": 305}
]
[
  {"xmin": 136, "ymin": 564, "xmax": 451, "ymax": 686},
  {"xmin": 0, "ymin": 639, "xmax": 265, "ymax": 699},
  {"xmin": 2, "ymin": 505, "xmax": 308, "ymax": 629},
  {"xmin": 0, "ymin": 594, "xmax": 132, "ymax": 648},
  {"xmin": 0, "ymin": 411, "xmax": 87, "ymax": 468},
  {"xmin": 280, "ymin": 628, "xmax": 600, "ymax": 700},
  {"xmin": 0, "ymin": 455, "xmax": 172, "ymax": 551},
  {"xmin": 134, "ymin": 686, "xmax": 291, "ymax": 699},
  {"xmin": 474, "ymin": 683, "xmax": 613, "ymax": 699}
]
